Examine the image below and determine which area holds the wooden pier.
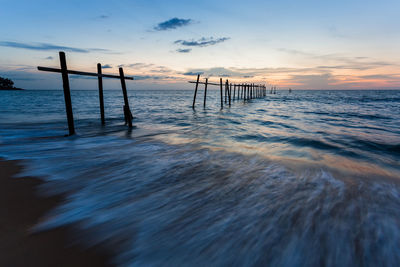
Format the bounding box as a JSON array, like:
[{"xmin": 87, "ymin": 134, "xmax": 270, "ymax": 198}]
[{"xmin": 189, "ymin": 75, "xmax": 267, "ymax": 109}]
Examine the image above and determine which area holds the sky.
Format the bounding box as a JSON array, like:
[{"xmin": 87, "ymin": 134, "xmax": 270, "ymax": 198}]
[{"xmin": 0, "ymin": 0, "xmax": 399, "ymax": 90}]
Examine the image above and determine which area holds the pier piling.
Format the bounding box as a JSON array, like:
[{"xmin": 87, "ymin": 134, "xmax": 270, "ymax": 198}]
[
  {"xmin": 203, "ymin": 78, "xmax": 208, "ymax": 108},
  {"xmin": 192, "ymin": 74, "xmax": 200, "ymax": 109},
  {"xmin": 97, "ymin": 63, "xmax": 105, "ymax": 125},
  {"xmin": 59, "ymin": 52, "xmax": 75, "ymax": 136},
  {"xmin": 220, "ymin": 78, "xmax": 223, "ymax": 109},
  {"xmin": 119, "ymin": 67, "xmax": 133, "ymax": 128}
]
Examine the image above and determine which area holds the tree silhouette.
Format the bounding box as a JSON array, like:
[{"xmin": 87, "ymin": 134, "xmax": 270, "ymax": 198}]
[{"xmin": 0, "ymin": 76, "xmax": 15, "ymax": 88}]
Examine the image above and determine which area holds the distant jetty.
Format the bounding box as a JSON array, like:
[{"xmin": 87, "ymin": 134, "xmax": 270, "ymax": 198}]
[{"xmin": 0, "ymin": 76, "xmax": 23, "ymax": 90}]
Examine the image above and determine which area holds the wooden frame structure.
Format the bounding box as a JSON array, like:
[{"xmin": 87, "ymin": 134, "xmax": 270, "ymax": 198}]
[{"xmin": 38, "ymin": 51, "xmax": 134, "ymax": 135}]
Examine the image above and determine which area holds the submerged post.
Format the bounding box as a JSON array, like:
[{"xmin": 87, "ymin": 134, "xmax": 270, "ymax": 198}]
[
  {"xmin": 97, "ymin": 63, "xmax": 105, "ymax": 125},
  {"xmin": 203, "ymin": 78, "xmax": 208, "ymax": 108},
  {"xmin": 224, "ymin": 80, "xmax": 228, "ymax": 104},
  {"xmin": 227, "ymin": 80, "xmax": 231, "ymax": 106},
  {"xmin": 192, "ymin": 74, "xmax": 200, "ymax": 109},
  {"xmin": 233, "ymin": 84, "xmax": 236, "ymax": 100},
  {"xmin": 119, "ymin": 67, "xmax": 132, "ymax": 128},
  {"xmin": 59, "ymin": 52, "xmax": 75, "ymax": 136},
  {"xmin": 220, "ymin": 78, "xmax": 223, "ymax": 109}
]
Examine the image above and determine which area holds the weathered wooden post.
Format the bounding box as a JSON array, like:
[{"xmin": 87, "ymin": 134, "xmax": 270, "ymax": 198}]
[
  {"xmin": 119, "ymin": 67, "xmax": 132, "ymax": 128},
  {"xmin": 224, "ymin": 80, "xmax": 228, "ymax": 104},
  {"xmin": 97, "ymin": 63, "xmax": 105, "ymax": 125},
  {"xmin": 227, "ymin": 81, "xmax": 231, "ymax": 106},
  {"xmin": 203, "ymin": 78, "xmax": 208, "ymax": 108},
  {"xmin": 256, "ymin": 85, "xmax": 258, "ymax": 98},
  {"xmin": 192, "ymin": 74, "xmax": 200, "ymax": 109},
  {"xmin": 59, "ymin": 52, "xmax": 75, "ymax": 136},
  {"xmin": 220, "ymin": 78, "xmax": 223, "ymax": 109},
  {"xmin": 233, "ymin": 84, "xmax": 236, "ymax": 100}
]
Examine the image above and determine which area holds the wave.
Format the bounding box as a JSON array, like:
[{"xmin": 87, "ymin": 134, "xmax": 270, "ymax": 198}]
[{"xmin": 1, "ymin": 135, "xmax": 399, "ymax": 266}]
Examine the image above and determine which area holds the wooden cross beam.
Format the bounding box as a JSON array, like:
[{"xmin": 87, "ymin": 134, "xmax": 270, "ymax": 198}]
[{"xmin": 37, "ymin": 66, "xmax": 134, "ymax": 80}]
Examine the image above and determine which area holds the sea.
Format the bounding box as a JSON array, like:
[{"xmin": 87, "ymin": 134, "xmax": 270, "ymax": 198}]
[{"xmin": 0, "ymin": 89, "xmax": 400, "ymax": 266}]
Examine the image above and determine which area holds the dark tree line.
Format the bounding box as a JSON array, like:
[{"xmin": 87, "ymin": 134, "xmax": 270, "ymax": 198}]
[{"xmin": 0, "ymin": 76, "xmax": 15, "ymax": 88}]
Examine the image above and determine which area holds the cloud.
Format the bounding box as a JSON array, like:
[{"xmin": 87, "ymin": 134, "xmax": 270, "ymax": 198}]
[
  {"xmin": 176, "ymin": 48, "xmax": 192, "ymax": 53},
  {"xmin": 101, "ymin": 64, "xmax": 112, "ymax": 69},
  {"xmin": 287, "ymin": 73, "xmax": 338, "ymax": 89},
  {"xmin": 174, "ymin": 37, "xmax": 230, "ymax": 47},
  {"xmin": 277, "ymin": 48, "xmax": 395, "ymax": 70},
  {"xmin": 183, "ymin": 67, "xmax": 257, "ymax": 78},
  {"xmin": 154, "ymin": 18, "xmax": 193, "ymax": 31},
  {"xmin": 70, "ymin": 75, "xmax": 97, "ymax": 80},
  {"xmin": 359, "ymin": 74, "xmax": 399, "ymax": 80},
  {"xmin": 134, "ymin": 75, "xmax": 176, "ymax": 80},
  {"xmin": 45, "ymin": 56, "xmax": 53, "ymax": 60},
  {"xmin": 183, "ymin": 71, "xmax": 204, "ymax": 76},
  {"xmin": 0, "ymin": 41, "xmax": 112, "ymax": 53},
  {"xmin": 0, "ymin": 69, "xmax": 44, "ymax": 82},
  {"xmin": 118, "ymin": 63, "xmax": 154, "ymax": 68}
]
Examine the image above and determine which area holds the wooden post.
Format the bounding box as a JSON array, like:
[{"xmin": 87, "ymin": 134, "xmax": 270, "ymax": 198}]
[
  {"xmin": 233, "ymin": 84, "xmax": 236, "ymax": 100},
  {"xmin": 203, "ymin": 78, "xmax": 208, "ymax": 108},
  {"xmin": 119, "ymin": 67, "xmax": 132, "ymax": 128},
  {"xmin": 224, "ymin": 80, "xmax": 228, "ymax": 103},
  {"xmin": 257, "ymin": 85, "xmax": 259, "ymax": 98},
  {"xmin": 231, "ymin": 83, "xmax": 233, "ymax": 102},
  {"xmin": 227, "ymin": 81, "xmax": 231, "ymax": 106},
  {"xmin": 220, "ymin": 78, "xmax": 223, "ymax": 109},
  {"xmin": 59, "ymin": 52, "xmax": 75, "ymax": 136},
  {"xmin": 97, "ymin": 63, "xmax": 105, "ymax": 125},
  {"xmin": 256, "ymin": 85, "xmax": 258, "ymax": 98},
  {"xmin": 192, "ymin": 74, "xmax": 200, "ymax": 109}
]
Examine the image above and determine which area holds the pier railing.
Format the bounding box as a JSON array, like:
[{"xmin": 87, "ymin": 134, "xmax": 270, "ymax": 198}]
[
  {"xmin": 189, "ymin": 74, "xmax": 267, "ymax": 109},
  {"xmin": 38, "ymin": 51, "xmax": 134, "ymax": 136}
]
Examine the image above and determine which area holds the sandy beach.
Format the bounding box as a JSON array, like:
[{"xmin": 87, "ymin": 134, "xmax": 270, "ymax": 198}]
[{"xmin": 0, "ymin": 159, "xmax": 112, "ymax": 267}]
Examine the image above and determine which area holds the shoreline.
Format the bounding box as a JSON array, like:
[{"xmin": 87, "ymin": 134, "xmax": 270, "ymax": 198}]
[{"xmin": 0, "ymin": 159, "xmax": 112, "ymax": 266}]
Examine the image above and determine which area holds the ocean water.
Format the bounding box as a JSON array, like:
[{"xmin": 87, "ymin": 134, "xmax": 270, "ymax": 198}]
[{"xmin": 0, "ymin": 89, "xmax": 400, "ymax": 266}]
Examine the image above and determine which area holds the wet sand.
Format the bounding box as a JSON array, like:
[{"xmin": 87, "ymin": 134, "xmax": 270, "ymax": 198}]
[{"xmin": 0, "ymin": 159, "xmax": 112, "ymax": 267}]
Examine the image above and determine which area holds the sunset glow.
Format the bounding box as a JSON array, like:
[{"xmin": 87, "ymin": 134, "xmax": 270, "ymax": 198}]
[{"xmin": 1, "ymin": 0, "xmax": 399, "ymax": 89}]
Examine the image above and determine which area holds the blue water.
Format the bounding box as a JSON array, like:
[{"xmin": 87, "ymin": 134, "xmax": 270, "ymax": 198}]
[{"xmin": 1, "ymin": 89, "xmax": 400, "ymax": 266}]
